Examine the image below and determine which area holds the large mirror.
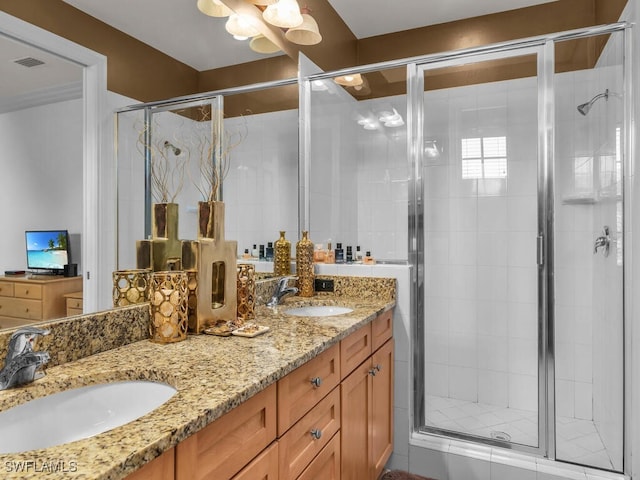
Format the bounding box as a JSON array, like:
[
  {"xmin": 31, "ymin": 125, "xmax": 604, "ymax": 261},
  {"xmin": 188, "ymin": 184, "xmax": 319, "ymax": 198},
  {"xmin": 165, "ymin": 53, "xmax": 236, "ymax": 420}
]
[
  {"xmin": 116, "ymin": 81, "xmax": 299, "ymax": 274},
  {"xmin": 0, "ymin": 12, "xmax": 106, "ymax": 330}
]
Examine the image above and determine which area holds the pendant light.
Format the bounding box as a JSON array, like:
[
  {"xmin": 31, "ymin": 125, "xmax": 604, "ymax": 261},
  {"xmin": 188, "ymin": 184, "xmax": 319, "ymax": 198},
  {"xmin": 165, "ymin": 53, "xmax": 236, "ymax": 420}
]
[
  {"xmin": 250, "ymin": 34, "xmax": 282, "ymax": 53},
  {"xmin": 197, "ymin": 0, "xmax": 232, "ymax": 17},
  {"xmin": 284, "ymin": 9, "xmax": 321, "ymax": 45},
  {"xmin": 263, "ymin": 0, "xmax": 303, "ymax": 29},
  {"xmin": 225, "ymin": 13, "xmax": 260, "ymax": 38}
]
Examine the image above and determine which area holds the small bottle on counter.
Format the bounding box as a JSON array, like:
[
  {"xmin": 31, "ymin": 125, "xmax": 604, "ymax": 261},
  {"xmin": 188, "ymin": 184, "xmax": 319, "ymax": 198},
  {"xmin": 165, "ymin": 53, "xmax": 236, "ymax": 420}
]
[
  {"xmin": 252, "ymin": 244, "xmax": 259, "ymax": 258},
  {"xmin": 265, "ymin": 242, "xmax": 274, "ymax": 261},
  {"xmin": 242, "ymin": 248, "xmax": 251, "ymax": 260},
  {"xmin": 346, "ymin": 246, "xmax": 353, "ymax": 263},
  {"xmin": 313, "ymin": 243, "xmax": 326, "ymax": 263},
  {"xmin": 335, "ymin": 242, "xmax": 345, "ymax": 264},
  {"xmin": 363, "ymin": 251, "xmax": 376, "ymax": 265},
  {"xmin": 355, "ymin": 246, "xmax": 363, "ymax": 263},
  {"xmin": 259, "ymin": 244, "xmax": 265, "ymax": 260},
  {"xmin": 325, "ymin": 242, "xmax": 335, "ymax": 264}
]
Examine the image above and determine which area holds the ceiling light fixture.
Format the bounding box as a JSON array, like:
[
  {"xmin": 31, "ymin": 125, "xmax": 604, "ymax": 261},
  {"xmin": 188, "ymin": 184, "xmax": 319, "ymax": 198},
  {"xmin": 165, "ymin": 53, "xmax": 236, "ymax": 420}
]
[
  {"xmin": 379, "ymin": 108, "xmax": 404, "ymax": 127},
  {"xmin": 334, "ymin": 73, "xmax": 363, "ymax": 87},
  {"xmin": 284, "ymin": 8, "xmax": 321, "ymax": 45},
  {"xmin": 263, "ymin": 0, "xmax": 304, "ymax": 28},
  {"xmin": 250, "ymin": 34, "xmax": 282, "ymax": 53},
  {"xmin": 197, "ymin": 0, "xmax": 233, "ymax": 17},
  {"xmin": 225, "ymin": 13, "xmax": 260, "ymax": 38},
  {"xmin": 197, "ymin": 0, "xmax": 322, "ymax": 53}
]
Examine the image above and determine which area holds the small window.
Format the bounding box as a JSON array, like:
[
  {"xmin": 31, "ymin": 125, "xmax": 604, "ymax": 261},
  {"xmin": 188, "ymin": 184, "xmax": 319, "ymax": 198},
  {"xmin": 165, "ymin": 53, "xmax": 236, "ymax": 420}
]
[{"xmin": 461, "ymin": 136, "xmax": 507, "ymax": 179}]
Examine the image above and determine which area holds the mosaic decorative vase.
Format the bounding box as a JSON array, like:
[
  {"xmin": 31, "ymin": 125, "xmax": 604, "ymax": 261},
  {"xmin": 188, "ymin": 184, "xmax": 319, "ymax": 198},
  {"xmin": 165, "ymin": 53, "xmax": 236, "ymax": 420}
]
[
  {"xmin": 274, "ymin": 231, "xmax": 291, "ymax": 276},
  {"xmin": 236, "ymin": 263, "xmax": 256, "ymax": 324},
  {"xmin": 296, "ymin": 231, "xmax": 315, "ymax": 297},
  {"xmin": 149, "ymin": 271, "xmax": 188, "ymax": 343},
  {"xmin": 112, "ymin": 269, "xmax": 151, "ymax": 307}
]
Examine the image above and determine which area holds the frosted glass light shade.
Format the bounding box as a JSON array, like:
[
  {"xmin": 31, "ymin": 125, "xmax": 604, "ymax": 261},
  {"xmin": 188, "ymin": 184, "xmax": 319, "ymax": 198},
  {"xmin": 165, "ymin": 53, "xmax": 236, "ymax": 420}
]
[
  {"xmin": 263, "ymin": 0, "xmax": 303, "ymax": 28},
  {"xmin": 225, "ymin": 13, "xmax": 260, "ymax": 38},
  {"xmin": 334, "ymin": 73, "xmax": 363, "ymax": 87},
  {"xmin": 284, "ymin": 13, "xmax": 321, "ymax": 45},
  {"xmin": 197, "ymin": 0, "xmax": 232, "ymax": 17},
  {"xmin": 249, "ymin": 34, "xmax": 281, "ymax": 53},
  {"xmin": 250, "ymin": 0, "xmax": 277, "ymax": 4}
]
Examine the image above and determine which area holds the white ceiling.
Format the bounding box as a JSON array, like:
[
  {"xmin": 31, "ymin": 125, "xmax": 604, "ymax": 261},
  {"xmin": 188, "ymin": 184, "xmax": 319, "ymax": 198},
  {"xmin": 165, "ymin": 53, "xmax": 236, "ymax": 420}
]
[
  {"xmin": 0, "ymin": 0, "xmax": 557, "ymax": 103},
  {"xmin": 60, "ymin": 0, "xmax": 557, "ymax": 71}
]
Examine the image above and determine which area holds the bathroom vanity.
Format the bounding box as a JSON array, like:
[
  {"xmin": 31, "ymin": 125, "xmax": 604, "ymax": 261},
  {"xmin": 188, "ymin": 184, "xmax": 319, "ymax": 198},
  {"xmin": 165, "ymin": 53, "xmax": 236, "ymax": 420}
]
[{"xmin": 0, "ymin": 275, "xmax": 395, "ymax": 480}]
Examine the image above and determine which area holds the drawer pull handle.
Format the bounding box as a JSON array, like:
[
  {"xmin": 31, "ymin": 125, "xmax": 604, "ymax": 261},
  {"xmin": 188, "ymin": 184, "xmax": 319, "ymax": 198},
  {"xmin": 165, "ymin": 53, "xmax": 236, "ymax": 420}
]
[
  {"xmin": 310, "ymin": 377, "xmax": 322, "ymax": 388},
  {"xmin": 369, "ymin": 368, "xmax": 377, "ymax": 376},
  {"xmin": 310, "ymin": 429, "xmax": 322, "ymax": 440}
]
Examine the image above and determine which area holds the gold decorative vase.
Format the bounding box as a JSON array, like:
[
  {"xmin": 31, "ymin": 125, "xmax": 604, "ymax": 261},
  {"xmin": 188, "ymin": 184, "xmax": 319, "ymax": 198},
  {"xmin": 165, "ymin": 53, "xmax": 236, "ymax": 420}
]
[
  {"xmin": 112, "ymin": 269, "xmax": 151, "ymax": 307},
  {"xmin": 136, "ymin": 202, "xmax": 182, "ymax": 272},
  {"xmin": 149, "ymin": 271, "xmax": 188, "ymax": 343},
  {"xmin": 274, "ymin": 231, "xmax": 291, "ymax": 276},
  {"xmin": 296, "ymin": 231, "xmax": 315, "ymax": 297},
  {"xmin": 181, "ymin": 201, "xmax": 238, "ymax": 333},
  {"xmin": 236, "ymin": 263, "xmax": 256, "ymax": 324}
]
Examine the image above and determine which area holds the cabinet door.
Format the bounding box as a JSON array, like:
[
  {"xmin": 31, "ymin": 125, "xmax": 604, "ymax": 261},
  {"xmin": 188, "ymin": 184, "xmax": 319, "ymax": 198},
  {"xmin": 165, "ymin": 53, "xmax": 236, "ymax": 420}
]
[
  {"xmin": 340, "ymin": 360, "xmax": 371, "ymax": 480},
  {"xmin": 371, "ymin": 339, "xmax": 394, "ymax": 479}
]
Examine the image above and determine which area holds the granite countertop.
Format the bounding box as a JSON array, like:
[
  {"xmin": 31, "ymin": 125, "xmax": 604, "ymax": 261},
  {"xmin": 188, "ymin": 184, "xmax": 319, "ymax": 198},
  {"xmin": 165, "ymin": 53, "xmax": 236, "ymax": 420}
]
[{"xmin": 0, "ymin": 294, "xmax": 394, "ymax": 480}]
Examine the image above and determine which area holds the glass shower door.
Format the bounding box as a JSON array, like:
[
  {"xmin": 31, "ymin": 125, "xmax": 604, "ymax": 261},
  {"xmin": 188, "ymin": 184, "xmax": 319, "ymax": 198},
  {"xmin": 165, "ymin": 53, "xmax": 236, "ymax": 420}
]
[{"xmin": 416, "ymin": 47, "xmax": 544, "ymax": 451}]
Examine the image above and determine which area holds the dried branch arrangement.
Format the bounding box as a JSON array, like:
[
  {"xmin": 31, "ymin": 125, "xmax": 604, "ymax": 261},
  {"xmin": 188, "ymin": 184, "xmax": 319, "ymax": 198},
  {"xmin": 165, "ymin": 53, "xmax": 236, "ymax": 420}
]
[{"xmin": 136, "ymin": 118, "xmax": 190, "ymax": 203}]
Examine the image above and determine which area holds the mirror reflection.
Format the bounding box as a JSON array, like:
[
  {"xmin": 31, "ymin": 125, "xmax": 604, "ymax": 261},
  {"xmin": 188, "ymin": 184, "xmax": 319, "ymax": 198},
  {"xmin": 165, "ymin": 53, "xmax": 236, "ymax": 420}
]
[{"xmin": 0, "ymin": 33, "xmax": 85, "ymax": 330}]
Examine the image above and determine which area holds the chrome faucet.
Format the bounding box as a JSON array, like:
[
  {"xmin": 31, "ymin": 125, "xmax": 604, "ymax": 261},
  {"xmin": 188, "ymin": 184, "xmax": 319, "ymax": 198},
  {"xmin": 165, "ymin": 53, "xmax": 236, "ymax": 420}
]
[
  {"xmin": 266, "ymin": 276, "xmax": 299, "ymax": 307},
  {"xmin": 0, "ymin": 327, "xmax": 50, "ymax": 390}
]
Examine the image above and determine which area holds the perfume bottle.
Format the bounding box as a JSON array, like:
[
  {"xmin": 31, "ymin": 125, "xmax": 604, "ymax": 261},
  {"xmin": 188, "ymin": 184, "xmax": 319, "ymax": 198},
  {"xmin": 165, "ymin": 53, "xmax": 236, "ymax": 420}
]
[
  {"xmin": 363, "ymin": 251, "xmax": 376, "ymax": 265},
  {"xmin": 335, "ymin": 242, "xmax": 345, "ymax": 264},
  {"xmin": 265, "ymin": 242, "xmax": 274, "ymax": 261},
  {"xmin": 346, "ymin": 246, "xmax": 353, "ymax": 263},
  {"xmin": 355, "ymin": 246, "xmax": 363, "ymax": 263},
  {"xmin": 259, "ymin": 244, "xmax": 265, "ymax": 260},
  {"xmin": 252, "ymin": 244, "xmax": 259, "ymax": 258},
  {"xmin": 242, "ymin": 248, "xmax": 251, "ymax": 260},
  {"xmin": 325, "ymin": 242, "xmax": 335, "ymax": 264},
  {"xmin": 313, "ymin": 243, "xmax": 326, "ymax": 263}
]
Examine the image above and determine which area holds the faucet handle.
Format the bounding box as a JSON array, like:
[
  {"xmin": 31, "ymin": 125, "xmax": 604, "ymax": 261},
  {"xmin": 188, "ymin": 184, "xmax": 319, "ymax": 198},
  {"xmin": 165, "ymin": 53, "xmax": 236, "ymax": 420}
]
[{"xmin": 6, "ymin": 327, "xmax": 50, "ymax": 363}]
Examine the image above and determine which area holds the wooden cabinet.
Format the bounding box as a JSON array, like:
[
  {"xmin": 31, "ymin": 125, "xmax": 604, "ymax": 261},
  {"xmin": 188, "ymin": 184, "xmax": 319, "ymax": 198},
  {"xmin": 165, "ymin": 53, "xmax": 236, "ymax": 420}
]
[
  {"xmin": 126, "ymin": 309, "xmax": 394, "ymax": 480},
  {"xmin": 63, "ymin": 291, "xmax": 83, "ymax": 316},
  {"xmin": 0, "ymin": 276, "xmax": 82, "ymax": 328},
  {"xmin": 341, "ymin": 323, "xmax": 394, "ymax": 480},
  {"xmin": 126, "ymin": 448, "xmax": 175, "ymax": 480},
  {"xmin": 176, "ymin": 383, "xmax": 277, "ymax": 480}
]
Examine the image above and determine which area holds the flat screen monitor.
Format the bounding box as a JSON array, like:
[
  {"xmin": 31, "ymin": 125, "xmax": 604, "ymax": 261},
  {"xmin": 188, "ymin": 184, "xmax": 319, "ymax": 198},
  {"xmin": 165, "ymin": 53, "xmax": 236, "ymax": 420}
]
[{"xmin": 25, "ymin": 230, "xmax": 70, "ymax": 274}]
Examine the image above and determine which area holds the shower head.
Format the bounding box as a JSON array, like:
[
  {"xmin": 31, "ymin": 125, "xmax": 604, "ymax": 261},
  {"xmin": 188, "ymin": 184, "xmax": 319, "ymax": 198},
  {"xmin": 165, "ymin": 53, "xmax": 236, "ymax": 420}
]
[
  {"xmin": 577, "ymin": 89, "xmax": 612, "ymax": 116},
  {"xmin": 163, "ymin": 140, "xmax": 182, "ymax": 156}
]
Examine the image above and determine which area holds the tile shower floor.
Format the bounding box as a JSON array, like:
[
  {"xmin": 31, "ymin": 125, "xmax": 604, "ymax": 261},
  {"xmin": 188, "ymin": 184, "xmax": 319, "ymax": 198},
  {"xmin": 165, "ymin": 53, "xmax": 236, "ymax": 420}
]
[{"xmin": 425, "ymin": 395, "xmax": 614, "ymax": 470}]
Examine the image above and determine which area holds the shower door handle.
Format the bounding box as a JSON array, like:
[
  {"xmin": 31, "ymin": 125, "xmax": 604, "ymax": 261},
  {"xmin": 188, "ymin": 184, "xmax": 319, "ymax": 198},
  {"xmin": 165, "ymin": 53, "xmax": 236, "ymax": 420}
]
[{"xmin": 593, "ymin": 226, "xmax": 610, "ymax": 257}]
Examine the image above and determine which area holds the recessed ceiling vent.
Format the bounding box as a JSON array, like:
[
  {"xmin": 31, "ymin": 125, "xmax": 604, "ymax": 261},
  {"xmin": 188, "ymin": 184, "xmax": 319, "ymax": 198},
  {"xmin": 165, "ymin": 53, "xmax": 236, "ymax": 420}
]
[{"xmin": 13, "ymin": 57, "xmax": 45, "ymax": 68}]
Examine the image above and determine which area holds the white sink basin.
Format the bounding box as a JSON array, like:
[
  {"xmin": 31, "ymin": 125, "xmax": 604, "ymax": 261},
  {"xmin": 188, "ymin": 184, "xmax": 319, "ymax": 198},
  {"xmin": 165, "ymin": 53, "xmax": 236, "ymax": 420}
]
[
  {"xmin": 285, "ymin": 306, "xmax": 353, "ymax": 317},
  {"xmin": 0, "ymin": 380, "xmax": 176, "ymax": 453}
]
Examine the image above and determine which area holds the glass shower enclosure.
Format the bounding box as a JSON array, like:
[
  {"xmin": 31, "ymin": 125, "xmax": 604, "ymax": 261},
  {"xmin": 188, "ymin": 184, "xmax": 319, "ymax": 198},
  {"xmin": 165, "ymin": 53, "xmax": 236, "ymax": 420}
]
[{"xmin": 413, "ymin": 25, "xmax": 627, "ymax": 471}]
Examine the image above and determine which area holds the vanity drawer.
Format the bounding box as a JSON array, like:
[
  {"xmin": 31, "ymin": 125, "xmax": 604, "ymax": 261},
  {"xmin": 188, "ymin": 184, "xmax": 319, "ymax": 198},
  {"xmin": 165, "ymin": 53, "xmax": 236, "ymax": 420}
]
[
  {"xmin": 176, "ymin": 383, "xmax": 276, "ymax": 480},
  {"xmin": 232, "ymin": 442, "xmax": 278, "ymax": 480},
  {"xmin": 340, "ymin": 323, "xmax": 372, "ymax": 380},
  {"xmin": 15, "ymin": 283, "xmax": 42, "ymax": 300},
  {"xmin": 278, "ymin": 387, "xmax": 340, "ymax": 480},
  {"xmin": 67, "ymin": 297, "xmax": 83, "ymax": 310},
  {"xmin": 372, "ymin": 309, "xmax": 393, "ymax": 352},
  {"xmin": 0, "ymin": 316, "xmax": 40, "ymax": 329},
  {"xmin": 0, "ymin": 297, "xmax": 42, "ymax": 320},
  {"xmin": 277, "ymin": 342, "xmax": 340, "ymax": 436},
  {"xmin": 0, "ymin": 282, "xmax": 14, "ymax": 297},
  {"xmin": 296, "ymin": 431, "xmax": 341, "ymax": 480}
]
